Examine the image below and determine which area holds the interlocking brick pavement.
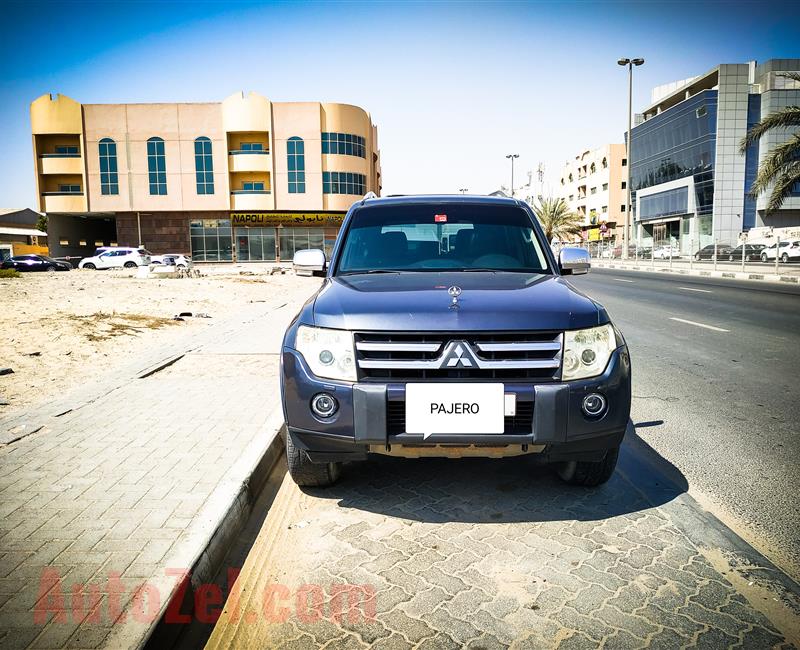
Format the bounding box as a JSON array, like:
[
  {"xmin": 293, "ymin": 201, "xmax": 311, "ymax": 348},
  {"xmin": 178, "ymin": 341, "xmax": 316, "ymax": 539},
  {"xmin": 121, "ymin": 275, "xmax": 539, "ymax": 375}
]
[
  {"xmin": 207, "ymin": 449, "xmax": 800, "ymax": 649},
  {"xmin": 0, "ymin": 277, "xmax": 317, "ymax": 649}
]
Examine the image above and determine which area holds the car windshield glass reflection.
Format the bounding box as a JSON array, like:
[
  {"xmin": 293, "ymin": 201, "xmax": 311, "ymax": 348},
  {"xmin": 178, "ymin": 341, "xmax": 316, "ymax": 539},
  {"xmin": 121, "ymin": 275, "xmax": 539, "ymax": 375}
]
[{"xmin": 336, "ymin": 204, "xmax": 551, "ymax": 275}]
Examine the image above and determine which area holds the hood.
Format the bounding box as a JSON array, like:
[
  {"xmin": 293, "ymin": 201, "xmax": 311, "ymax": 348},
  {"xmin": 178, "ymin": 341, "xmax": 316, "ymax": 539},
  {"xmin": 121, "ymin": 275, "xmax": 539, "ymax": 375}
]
[{"xmin": 311, "ymin": 272, "xmax": 606, "ymax": 332}]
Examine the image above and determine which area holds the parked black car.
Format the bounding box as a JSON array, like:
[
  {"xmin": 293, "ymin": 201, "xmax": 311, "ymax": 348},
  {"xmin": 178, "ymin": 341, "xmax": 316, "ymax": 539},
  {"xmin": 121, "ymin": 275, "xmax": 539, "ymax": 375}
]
[
  {"xmin": 694, "ymin": 244, "xmax": 734, "ymax": 260},
  {"xmin": 727, "ymin": 244, "xmax": 766, "ymax": 262},
  {"xmin": 0, "ymin": 254, "xmax": 71, "ymax": 272}
]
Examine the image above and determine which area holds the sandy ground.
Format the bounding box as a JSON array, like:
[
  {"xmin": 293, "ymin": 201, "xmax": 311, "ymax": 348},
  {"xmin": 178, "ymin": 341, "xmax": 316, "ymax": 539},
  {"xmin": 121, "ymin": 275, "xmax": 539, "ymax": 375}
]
[{"xmin": 0, "ymin": 267, "xmax": 318, "ymax": 414}]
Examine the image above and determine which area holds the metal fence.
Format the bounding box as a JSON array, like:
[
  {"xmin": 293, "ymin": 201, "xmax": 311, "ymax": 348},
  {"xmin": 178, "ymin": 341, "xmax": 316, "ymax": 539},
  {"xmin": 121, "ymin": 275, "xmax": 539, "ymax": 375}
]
[{"xmin": 564, "ymin": 235, "xmax": 796, "ymax": 275}]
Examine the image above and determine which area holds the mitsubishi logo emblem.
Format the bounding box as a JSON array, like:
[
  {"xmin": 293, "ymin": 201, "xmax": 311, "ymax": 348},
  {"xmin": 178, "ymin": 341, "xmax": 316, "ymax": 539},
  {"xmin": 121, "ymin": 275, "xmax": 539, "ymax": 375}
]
[{"xmin": 440, "ymin": 341, "xmax": 478, "ymax": 369}]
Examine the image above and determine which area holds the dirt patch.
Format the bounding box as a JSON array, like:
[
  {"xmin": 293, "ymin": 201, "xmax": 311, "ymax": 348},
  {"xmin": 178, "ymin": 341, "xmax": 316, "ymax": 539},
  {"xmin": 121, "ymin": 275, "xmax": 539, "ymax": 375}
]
[{"xmin": 0, "ymin": 269, "xmax": 319, "ymax": 413}]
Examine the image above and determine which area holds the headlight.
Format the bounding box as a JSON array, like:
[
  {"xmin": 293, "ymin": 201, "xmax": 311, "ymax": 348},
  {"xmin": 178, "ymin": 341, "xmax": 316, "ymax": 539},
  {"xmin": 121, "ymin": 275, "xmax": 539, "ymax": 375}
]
[
  {"xmin": 295, "ymin": 326, "xmax": 356, "ymax": 381},
  {"xmin": 562, "ymin": 324, "xmax": 617, "ymax": 381}
]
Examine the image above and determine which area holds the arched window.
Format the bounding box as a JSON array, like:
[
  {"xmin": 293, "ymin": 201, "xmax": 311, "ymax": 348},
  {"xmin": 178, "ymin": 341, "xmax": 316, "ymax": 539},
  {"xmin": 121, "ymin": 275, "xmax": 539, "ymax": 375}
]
[
  {"xmin": 147, "ymin": 137, "xmax": 167, "ymax": 195},
  {"xmin": 590, "ymin": 162, "xmax": 596, "ymax": 174},
  {"xmin": 602, "ymin": 157, "xmax": 608, "ymax": 169},
  {"xmin": 99, "ymin": 138, "xmax": 119, "ymax": 195},
  {"xmin": 194, "ymin": 137, "xmax": 214, "ymax": 195},
  {"xmin": 568, "ymin": 173, "xmax": 573, "ymax": 183},
  {"xmin": 287, "ymin": 136, "xmax": 305, "ymax": 194}
]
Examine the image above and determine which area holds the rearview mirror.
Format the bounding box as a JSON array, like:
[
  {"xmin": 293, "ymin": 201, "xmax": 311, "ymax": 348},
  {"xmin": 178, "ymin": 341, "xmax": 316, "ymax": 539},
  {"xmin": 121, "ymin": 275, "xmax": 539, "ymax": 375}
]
[
  {"xmin": 293, "ymin": 248, "xmax": 326, "ymax": 277},
  {"xmin": 559, "ymin": 247, "xmax": 591, "ymax": 275}
]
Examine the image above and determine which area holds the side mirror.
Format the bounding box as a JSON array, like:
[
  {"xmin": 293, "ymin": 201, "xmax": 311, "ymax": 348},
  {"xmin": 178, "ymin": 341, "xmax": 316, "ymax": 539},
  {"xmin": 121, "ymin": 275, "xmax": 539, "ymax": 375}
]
[
  {"xmin": 559, "ymin": 247, "xmax": 591, "ymax": 275},
  {"xmin": 293, "ymin": 248, "xmax": 326, "ymax": 277}
]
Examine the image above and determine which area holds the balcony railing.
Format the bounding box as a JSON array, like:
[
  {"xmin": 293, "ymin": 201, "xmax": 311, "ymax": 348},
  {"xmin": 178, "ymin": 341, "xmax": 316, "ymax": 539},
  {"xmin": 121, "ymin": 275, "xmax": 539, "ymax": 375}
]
[
  {"xmin": 42, "ymin": 191, "xmax": 84, "ymax": 196},
  {"xmin": 230, "ymin": 189, "xmax": 271, "ymax": 194},
  {"xmin": 40, "ymin": 153, "xmax": 81, "ymax": 158},
  {"xmin": 229, "ymin": 149, "xmax": 270, "ymax": 155}
]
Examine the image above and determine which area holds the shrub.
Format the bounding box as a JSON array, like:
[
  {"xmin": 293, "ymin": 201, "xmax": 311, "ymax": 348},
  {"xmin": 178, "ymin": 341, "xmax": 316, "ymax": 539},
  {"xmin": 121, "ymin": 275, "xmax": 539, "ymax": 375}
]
[{"xmin": 0, "ymin": 269, "xmax": 22, "ymax": 279}]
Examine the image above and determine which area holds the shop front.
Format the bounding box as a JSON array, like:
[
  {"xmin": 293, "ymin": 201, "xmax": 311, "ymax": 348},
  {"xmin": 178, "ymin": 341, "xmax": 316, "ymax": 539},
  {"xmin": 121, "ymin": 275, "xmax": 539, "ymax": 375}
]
[{"xmin": 189, "ymin": 212, "xmax": 344, "ymax": 263}]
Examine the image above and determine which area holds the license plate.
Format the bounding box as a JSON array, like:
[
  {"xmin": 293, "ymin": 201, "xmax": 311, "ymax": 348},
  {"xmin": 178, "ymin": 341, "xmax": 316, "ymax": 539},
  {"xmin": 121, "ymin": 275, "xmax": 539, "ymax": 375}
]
[{"xmin": 405, "ymin": 383, "xmax": 505, "ymax": 436}]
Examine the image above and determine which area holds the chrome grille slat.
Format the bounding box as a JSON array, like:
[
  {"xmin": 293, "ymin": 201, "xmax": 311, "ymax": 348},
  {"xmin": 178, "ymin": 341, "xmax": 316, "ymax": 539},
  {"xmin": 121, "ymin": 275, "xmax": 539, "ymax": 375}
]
[
  {"xmin": 356, "ymin": 342, "xmax": 442, "ymax": 352},
  {"xmin": 475, "ymin": 341, "xmax": 561, "ymax": 352},
  {"xmin": 358, "ymin": 358, "xmax": 560, "ymax": 370}
]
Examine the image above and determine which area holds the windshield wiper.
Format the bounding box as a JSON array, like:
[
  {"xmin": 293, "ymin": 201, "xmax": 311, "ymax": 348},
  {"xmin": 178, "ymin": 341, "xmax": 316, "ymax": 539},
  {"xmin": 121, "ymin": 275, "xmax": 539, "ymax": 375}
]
[
  {"xmin": 339, "ymin": 269, "xmax": 405, "ymax": 275},
  {"xmin": 458, "ymin": 268, "xmax": 539, "ymax": 273}
]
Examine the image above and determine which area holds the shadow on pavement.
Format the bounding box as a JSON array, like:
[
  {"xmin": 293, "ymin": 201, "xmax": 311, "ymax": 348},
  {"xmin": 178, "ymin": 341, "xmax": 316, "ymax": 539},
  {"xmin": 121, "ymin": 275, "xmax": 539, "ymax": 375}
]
[{"xmin": 307, "ymin": 426, "xmax": 688, "ymax": 524}]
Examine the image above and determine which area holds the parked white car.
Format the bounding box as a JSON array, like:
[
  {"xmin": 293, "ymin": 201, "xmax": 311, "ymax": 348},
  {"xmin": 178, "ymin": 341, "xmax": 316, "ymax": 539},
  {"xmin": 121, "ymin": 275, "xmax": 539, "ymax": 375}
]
[
  {"xmin": 760, "ymin": 240, "xmax": 800, "ymax": 263},
  {"xmin": 151, "ymin": 254, "xmax": 193, "ymax": 268},
  {"xmin": 653, "ymin": 245, "xmax": 681, "ymax": 259},
  {"xmin": 78, "ymin": 247, "xmax": 152, "ymax": 270}
]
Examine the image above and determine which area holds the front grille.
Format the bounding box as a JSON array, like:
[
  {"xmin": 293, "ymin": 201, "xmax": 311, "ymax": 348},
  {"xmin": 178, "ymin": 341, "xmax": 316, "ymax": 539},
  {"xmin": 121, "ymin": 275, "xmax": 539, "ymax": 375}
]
[
  {"xmin": 386, "ymin": 400, "xmax": 534, "ymax": 435},
  {"xmin": 355, "ymin": 331, "xmax": 562, "ymax": 381}
]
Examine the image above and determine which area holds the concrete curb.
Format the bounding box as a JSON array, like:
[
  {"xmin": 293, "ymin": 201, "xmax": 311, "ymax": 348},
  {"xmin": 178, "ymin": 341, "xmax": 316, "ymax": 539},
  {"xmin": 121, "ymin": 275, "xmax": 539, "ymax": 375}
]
[
  {"xmin": 104, "ymin": 411, "xmax": 287, "ymax": 650},
  {"xmin": 593, "ymin": 261, "xmax": 800, "ymax": 284}
]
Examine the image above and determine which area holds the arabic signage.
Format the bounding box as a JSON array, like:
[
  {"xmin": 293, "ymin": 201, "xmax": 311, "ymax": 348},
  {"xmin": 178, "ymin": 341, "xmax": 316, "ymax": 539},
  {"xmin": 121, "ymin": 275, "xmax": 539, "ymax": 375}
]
[{"xmin": 231, "ymin": 213, "xmax": 345, "ymax": 227}]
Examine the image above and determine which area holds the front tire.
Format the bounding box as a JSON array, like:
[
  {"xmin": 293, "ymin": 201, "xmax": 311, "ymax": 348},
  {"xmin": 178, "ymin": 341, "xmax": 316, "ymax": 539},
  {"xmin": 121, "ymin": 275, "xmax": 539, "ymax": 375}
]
[
  {"xmin": 557, "ymin": 446, "xmax": 619, "ymax": 487},
  {"xmin": 45, "ymin": 265, "xmax": 55, "ymax": 273},
  {"xmin": 286, "ymin": 430, "xmax": 341, "ymax": 487},
  {"xmin": 124, "ymin": 261, "xmax": 137, "ymax": 268},
  {"xmin": 83, "ymin": 263, "xmax": 96, "ymax": 270},
  {"xmin": 781, "ymin": 253, "xmax": 789, "ymax": 263}
]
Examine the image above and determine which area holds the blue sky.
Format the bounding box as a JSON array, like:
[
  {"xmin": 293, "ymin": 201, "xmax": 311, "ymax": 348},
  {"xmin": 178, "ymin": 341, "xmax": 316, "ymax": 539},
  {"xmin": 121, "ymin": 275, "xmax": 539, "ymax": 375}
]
[{"xmin": 1, "ymin": 0, "xmax": 797, "ymax": 208}]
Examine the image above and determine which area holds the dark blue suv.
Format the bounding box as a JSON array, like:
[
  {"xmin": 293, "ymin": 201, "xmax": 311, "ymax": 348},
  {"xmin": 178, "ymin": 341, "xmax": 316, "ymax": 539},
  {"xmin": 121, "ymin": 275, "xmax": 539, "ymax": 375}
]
[{"xmin": 281, "ymin": 195, "xmax": 631, "ymax": 487}]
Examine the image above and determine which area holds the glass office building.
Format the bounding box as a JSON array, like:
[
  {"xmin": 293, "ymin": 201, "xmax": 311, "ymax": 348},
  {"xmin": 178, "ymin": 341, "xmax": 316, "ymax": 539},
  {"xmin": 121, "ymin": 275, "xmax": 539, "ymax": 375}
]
[
  {"xmin": 630, "ymin": 91, "xmax": 717, "ymax": 251},
  {"xmin": 630, "ymin": 59, "xmax": 800, "ymax": 251}
]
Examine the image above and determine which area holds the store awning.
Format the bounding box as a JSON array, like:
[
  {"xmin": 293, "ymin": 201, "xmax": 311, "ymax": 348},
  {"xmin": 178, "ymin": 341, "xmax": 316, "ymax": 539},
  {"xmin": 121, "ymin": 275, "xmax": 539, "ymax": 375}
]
[
  {"xmin": 0, "ymin": 226, "xmax": 47, "ymax": 237},
  {"xmin": 638, "ymin": 214, "xmax": 686, "ymax": 226}
]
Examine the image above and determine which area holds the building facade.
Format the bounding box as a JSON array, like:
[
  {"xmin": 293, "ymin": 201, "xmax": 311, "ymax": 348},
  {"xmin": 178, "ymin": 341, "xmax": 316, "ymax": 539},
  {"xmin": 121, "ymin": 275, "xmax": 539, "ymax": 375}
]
[
  {"xmin": 30, "ymin": 92, "xmax": 381, "ymax": 262},
  {"xmin": 0, "ymin": 208, "xmax": 48, "ymax": 260},
  {"xmin": 630, "ymin": 59, "xmax": 800, "ymax": 252},
  {"xmin": 557, "ymin": 145, "xmax": 627, "ymax": 243}
]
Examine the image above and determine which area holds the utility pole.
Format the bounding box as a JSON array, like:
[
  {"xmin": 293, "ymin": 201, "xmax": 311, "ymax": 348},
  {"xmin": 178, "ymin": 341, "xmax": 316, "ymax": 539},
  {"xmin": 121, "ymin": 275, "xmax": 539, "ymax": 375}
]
[
  {"xmin": 537, "ymin": 162, "xmax": 545, "ymax": 202},
  {"xmin": 459, "ymin": 188, "xmax": 469, "ymax": 194},
  {"xmin": 506, "ymin": 154, "xmax": 519, "ymax": 198},
  {"xmin": 618, "ymin": 57, "xmax": 644, "ymax": 259}
]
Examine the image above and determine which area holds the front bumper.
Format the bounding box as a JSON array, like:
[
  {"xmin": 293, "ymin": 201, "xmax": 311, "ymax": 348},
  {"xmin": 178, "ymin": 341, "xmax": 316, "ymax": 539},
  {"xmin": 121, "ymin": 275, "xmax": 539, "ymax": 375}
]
[{"xmin": 281, "ymin": 346, "xmax": 631, "ymax": 463}]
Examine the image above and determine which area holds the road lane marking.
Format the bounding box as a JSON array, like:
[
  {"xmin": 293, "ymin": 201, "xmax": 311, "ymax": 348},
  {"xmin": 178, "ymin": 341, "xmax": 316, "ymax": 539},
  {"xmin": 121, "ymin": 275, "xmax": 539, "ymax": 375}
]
[
  {"xmin": 669, "ymin": 317, "xmax": 729, "ymax": 332},
  {"xmin": 679, "ymin": 287, "xmax": 712, "ymax": 293},
  {"xmin": 613, "ymin": 278, "xmax": 635, "ymax": 282}
]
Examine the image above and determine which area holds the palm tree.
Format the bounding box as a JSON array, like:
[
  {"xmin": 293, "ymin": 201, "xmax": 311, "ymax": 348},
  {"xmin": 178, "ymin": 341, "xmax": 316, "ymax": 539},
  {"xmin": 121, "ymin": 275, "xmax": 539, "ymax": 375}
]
[
  {"xmin": 532, "ymin": 197, "xmax": 583, "ymax": 242},
  {"xmin": 739, "ymin": 72, "xmax": 800, "ymax": 214}
]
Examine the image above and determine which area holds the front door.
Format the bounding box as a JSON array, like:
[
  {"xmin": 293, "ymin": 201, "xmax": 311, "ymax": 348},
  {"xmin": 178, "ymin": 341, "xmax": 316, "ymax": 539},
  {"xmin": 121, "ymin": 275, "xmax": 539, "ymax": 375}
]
[{"xmin": 653, "ymin": 223, "xmax": 667, "ymax": 248}]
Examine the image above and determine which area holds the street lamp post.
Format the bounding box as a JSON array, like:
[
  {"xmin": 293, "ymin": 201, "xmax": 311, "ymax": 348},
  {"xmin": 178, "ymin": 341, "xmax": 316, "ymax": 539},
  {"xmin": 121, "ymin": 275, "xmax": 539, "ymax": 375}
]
[
  {"xmin": 505, "ymin": 154, "xmax": 519, "ymax": 198},
  {"xmin": 459, "ymin": 188, "xmax": 469, "ymax": 194},
  {"xmin": 618, "ymin": 57, "xmax": 644, "ymax": 260}
]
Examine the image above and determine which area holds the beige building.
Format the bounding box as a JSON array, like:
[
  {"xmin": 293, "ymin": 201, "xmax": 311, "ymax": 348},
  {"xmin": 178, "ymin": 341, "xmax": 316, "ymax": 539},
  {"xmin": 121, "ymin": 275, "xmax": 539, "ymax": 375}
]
[
  {"xmin": 30, "ymin": 92, "xmax": 381, "ymax": 262},
  {"xmin": 0, "ymin": 208, "xmax": 48, "ymax": 260},
  {"xmin": 557, "ymin": 144, "xmax": 627, "ymax": 243}
]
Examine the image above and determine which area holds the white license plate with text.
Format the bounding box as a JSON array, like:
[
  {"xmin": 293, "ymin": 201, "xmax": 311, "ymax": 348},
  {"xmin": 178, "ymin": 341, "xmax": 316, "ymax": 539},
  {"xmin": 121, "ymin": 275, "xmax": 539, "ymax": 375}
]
[{"xmin": 405, "ymin": 383, "xmax": 505, "ymax": 436}]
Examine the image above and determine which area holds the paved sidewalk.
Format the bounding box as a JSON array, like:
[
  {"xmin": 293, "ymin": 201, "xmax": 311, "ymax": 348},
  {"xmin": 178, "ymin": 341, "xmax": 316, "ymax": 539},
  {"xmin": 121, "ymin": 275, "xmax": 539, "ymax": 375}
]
[
  {"xmin": 0, "ymin": 281, "xmax": 315, "ymax": 649},
  {"xmin": 207, "ymin": 437, "xmax": 800, "ymax": 649}
]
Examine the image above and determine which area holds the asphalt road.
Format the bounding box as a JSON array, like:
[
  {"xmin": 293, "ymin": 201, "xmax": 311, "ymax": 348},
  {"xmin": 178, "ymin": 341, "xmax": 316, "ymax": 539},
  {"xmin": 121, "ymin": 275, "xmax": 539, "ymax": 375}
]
[{"xmin": 569, "ymin": 268, "xmax": 800, "ymax": 579}]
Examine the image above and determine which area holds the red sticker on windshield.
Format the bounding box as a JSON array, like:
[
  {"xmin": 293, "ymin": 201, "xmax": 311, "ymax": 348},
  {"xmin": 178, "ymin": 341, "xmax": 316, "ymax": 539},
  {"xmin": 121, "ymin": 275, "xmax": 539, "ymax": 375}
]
[{"xmin": 434, "ymin": 214, "xmax": 447, "ymax": 223}]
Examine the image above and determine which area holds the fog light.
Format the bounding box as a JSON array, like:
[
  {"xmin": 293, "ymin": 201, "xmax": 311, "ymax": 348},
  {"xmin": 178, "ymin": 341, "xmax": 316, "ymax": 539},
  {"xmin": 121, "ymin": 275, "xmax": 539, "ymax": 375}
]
[
  {"xmin": 319, "ymin": 349, "xmax": 334, "ymax": 365},
  {"xmin": 311, "ymin": 393, "xmax": 338, "ymax": 418},
  {"xmin": 582, "ymin": 393, "xmax": 607, "ymax": 418}
]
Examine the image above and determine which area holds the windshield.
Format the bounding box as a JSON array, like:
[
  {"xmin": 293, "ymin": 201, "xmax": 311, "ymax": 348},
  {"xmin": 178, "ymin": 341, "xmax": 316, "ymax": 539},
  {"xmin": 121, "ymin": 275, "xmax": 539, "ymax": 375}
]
[{"xmin": 335, "ymin": 204, "xmax": 551, "ymax": 274}]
